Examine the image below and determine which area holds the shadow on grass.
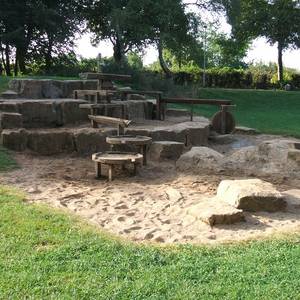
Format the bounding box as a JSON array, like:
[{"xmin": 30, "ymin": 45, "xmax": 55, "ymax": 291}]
[{"xmin": 0, "ymin": 147, "xmax": 18, "ymax": 171}]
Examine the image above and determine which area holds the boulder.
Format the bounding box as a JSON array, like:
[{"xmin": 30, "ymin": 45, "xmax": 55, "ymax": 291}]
[
  {"xmin": 0, "ymin": 112, "xmax": 23, "ymax": 129},
  {"xmin": 176, "ymin": 147, "xmax": 224, "ymax": 172},
  {"xmin": 27, "ymin": 130, "xmax": 75, "ymax": 155},
  {"xmin": 73, "ymin": 128, "xmax": 111, "ymax": 155},
  {"xmin": 282, "ymin": 190, "xmax": 300, "ymax": 210},
  {"xmin": 150, "ymin": 141, "xmax": 185, "ymax": 161},
  {"xmin": 188, "ymin": 197, "xmax": 245, "ymax": 226},
  {"xmin": 217, "ymin": 179, "xmax": 287, "ymax": 212},
  {"xmin": 1, "ymin": 129, "xmax": 28, "ymax": 151},
  {"xmin": 223, "ymin": 139, "xmax": 300, "ymax": 176},
  {"xmin": 234, "ymin": 126, "xmax": 259, "ymax": 135}
]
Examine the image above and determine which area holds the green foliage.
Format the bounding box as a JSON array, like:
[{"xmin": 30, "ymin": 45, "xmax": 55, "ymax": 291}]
[{"xmin": 0, "ymin": 186, "xmax": 300, "ymax": 298}]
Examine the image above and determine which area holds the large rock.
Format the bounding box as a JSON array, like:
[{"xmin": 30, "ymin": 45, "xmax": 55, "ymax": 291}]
[
  {"xmin": 73, "ymin": 128, "xmax": 112, "ymax": 155},
  {"xmin": 27, "ymin": 130, "xmax": 75, "ymax": 155},
  {"xmin": 176, "ymin": 147, "xmax": 224, "ymax": 172},
  {"xmin": 282, "ymin": 190, "xmax": 300, "ymax": 210},
  {"xmin": 223, "ymin": 139, "xmax": 300, "ymax": 176},
  {"xmin": 1, "ymin": 129, "xmax": 28, "ymax": 151},
  {"xmin": 188, "ymin": 197, "xmax": 245, "ymax": 226},
  {"xmin": 0, "ymin": 112, "xmax": 23, "ymax": 129},
  {"xmin": 150, "ymin": 141, "xmax": 185, "ymax": 161},
  {"xmin": 217, "ymin": 179, "xmax": 287, "ymax": 212}
]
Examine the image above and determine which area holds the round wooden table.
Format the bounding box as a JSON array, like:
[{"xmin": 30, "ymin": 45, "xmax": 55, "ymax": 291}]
[
  {"xmin": 106, "ymin": 135, "xmax": 152, "ymax": 165},
  {"xmin": 92, "ymin": 151, "xmax": 143, "ymax": 181}
]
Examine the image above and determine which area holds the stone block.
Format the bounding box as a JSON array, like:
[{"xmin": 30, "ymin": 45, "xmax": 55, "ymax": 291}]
[
  {"xmin": 73, "ymin": 128, "xmax": 111, "ymax": 155},
  {"xmin": 27, "ymin": 130, "xmax": 75, "ymax": 155},
  {"xmin": 150, "ymin": 141, "xmax": 184, "ymax": 161},
  {"xmin": 217, "ymin": 179, "xmax": 287, "ymax": 212},
  {"xmin": 0, "ymin": 112, "xmax": 23, "ymax": 129},
  {"xmin": 9, "ymin": 79, "xmax": 43, "ymax": 99},
  {"xmin": 20, "ymin": 101, "xmax": 57, "ymax": 128},
  {"xmin": 1, "ymin": 129, "xmax": 28, "ymax": 151},
  {"xmin": 188, "ymin": 197, "xmax": 245, "ymax": 226},
  {"xmin": 0, "ymin": 101, "xmax": 20, "ymax": 113},
  {"xmin": 60, "ymin": 100, "xmax": 89, "ymax": 124}
]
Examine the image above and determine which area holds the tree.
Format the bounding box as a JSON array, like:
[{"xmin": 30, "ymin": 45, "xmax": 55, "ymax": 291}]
[
  {"xmin": 83, "ymin": 0, "xmax": 148, "ymax": 63},
  {"xmin": 227, "ymin": 0, "xmax": 300, "ymax": 82},
  {"xmin": 0, "ymin": 0, "xmax": 82, "ymax": 75}
]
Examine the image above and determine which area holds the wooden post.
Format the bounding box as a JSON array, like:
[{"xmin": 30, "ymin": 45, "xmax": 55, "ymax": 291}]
[
  {"xmin": 156, "ymin": 94, "xmax": 161, "ymax": 120},
  {"xmin": 108, "ymin": 165, "xmax": 113, "ymax": 181},
  {"xmin": 95, "ymin": 162, "xmax": 101, "ymax": 179},
  {"xmin": 191, "ymin": 102, "xmax": 194, "ymax": 121},
  {"xmin": 140, "ymin": 145, "xmax": 147, "ymax": 166}
]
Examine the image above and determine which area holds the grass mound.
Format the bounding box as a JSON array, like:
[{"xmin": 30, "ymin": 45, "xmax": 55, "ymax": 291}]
[{"xmin": 0, "ymin": 186, "xmax": 299, "ymax": 299}]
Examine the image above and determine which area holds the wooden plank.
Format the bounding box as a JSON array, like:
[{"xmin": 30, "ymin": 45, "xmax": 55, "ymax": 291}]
[
  {"xmin": 118, "ymin": 89, "xmax": 163, "ymax": 95},
  {"xmin": 80, "ymin": 72, "xmax": 132, "ymax": 81}
]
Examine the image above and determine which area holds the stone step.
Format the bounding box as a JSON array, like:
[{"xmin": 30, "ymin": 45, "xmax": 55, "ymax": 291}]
[
  {"xmin": 0, "ymin": 90, "xmax": 19, "ymax": 99},
  {"xmin": 150, "ymin": 141, "xmax": 185, "ymax": 161},
  {"xmin": 217, "ymin": 179, "xmax": 287, "ymax": 212}
]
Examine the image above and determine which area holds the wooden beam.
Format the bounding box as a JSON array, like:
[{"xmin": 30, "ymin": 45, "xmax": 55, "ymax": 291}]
[
  {"xmin": 161, "ymin": 98, "xmax": 231, "ymax": 105},
  {"xmin": 88, "ymin": 115, "xmax": 132, "ymax": 128}
]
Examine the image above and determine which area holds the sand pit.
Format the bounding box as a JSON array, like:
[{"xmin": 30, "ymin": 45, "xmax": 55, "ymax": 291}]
[{"xmin": 1, "ymin": 138, "xmax": 300, "ymax": 245}]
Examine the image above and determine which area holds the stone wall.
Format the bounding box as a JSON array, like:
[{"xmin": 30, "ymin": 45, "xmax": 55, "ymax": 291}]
[
  {"xmin": 1, "ymin": 121, "xmax": 209, "ymax": 156},
  {"xmin": 0, "ymin": 99, "xmax": 89, "ymax": 128}
]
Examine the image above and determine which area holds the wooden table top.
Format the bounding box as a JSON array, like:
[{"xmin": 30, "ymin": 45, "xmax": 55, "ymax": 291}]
[
  {"xmin": 106, "ymin": 135, "xmax": 152, "ymax": 145},
  {"xmin": 92, "ymin": 152, "xmax": 143, "ymax": 164}
]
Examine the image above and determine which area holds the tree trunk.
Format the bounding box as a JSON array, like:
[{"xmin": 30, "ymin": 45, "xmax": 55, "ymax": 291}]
[
  {"xmin": 4, "ymin": 44, "xmax": 11, "ymax": 76},
  {"xmin": 18, "ymin": 48, "xmax": 27, "ymax": 74},
  {"xmin": 158, "ymin": 39, "xmax": 172, "ymax": 78},
  {"xmin": 14, "ymin": 51, "xmax": 19, "ymax": 76},
  {"xmin": 277, "ymin": 42, "xmax": 283, "ymax": 83},
  {"xmin": 113, "ymin": 41, "xmax": 123, "ymax": 63}
]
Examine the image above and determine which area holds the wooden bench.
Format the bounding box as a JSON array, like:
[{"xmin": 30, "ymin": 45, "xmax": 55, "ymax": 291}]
[
  {"xmin": 88, "ymin": 115, "xmax": 132, "ymax": 135},
  {"xmin": 159, "ymin": 97, "xmax": 235, "ymax": 134}
]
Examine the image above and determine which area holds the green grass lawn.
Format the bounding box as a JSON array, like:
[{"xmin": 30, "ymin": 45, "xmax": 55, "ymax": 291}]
[
  {"xmin": 0, "ymin": 186, "xmax": 300, "ymax": 299},
  {"xmin": 171, "ymin": 88, "xmax": 300, "ymax": 137}
]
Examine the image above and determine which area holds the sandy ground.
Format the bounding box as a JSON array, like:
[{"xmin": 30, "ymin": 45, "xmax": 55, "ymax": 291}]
[{"xmin": 1, "ymin": 141, "xmax": 300, "ymax": 245}]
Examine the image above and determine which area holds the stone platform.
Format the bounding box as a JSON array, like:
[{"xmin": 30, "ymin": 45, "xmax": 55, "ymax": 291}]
[
  {"xmin": 6, "ymin": 79, "xmax": 98, "ymax": 99},
  {"xmin": 0, "ymin": 99, "xmax": 153, "ymax": 128},
  {"xmin": 1, "ymin": 118, "xmax": 210, "ymax": 156}
]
